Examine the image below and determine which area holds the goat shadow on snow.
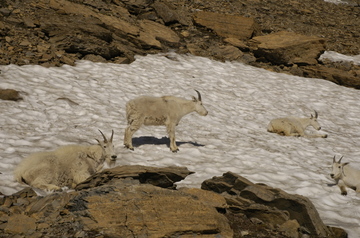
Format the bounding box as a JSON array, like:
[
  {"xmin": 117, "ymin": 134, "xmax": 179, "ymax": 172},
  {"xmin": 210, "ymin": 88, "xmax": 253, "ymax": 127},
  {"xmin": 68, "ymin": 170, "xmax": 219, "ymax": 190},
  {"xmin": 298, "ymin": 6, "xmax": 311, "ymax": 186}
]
[{"xmin": 131, "ymin": 136, "xmax": 205, "ymax": 149}]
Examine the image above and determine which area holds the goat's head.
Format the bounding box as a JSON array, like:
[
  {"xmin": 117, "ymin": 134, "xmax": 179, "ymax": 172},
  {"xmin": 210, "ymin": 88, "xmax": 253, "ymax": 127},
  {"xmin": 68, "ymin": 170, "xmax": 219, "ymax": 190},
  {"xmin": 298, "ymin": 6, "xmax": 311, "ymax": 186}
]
[
  {"xmin": 309, "ymin": 110, "xmax": 322, "ymax": 130},
  {"xmin": 97, "ymin": 130, "xmax": 117, "ymax": 167},
  {"xmin": 330, "ymin": 155, "xmax": 349, "ymax": 180},
  {"xmin": 192, "ymin": 90, "xmax": 208, "ymax": 116}
]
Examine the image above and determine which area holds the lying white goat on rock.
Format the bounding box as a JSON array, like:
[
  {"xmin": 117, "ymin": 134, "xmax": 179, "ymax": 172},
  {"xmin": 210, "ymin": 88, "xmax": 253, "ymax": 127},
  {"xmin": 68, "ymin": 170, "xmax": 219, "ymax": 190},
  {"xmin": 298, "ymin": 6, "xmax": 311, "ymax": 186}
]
[
  {"xmin": 330, "ymin": 155, "xmax": 360, "ymax": 195},
  {"xmin": 267, "ymin": 111, "xmax": 327, "ymax": 138},
  {"xmin": 14, "ymin": 130, "xmax": 117, "ymax": 192},
  {"xmin": 124, "ymin": 90, "xmax": 208, "ymax": 152}
]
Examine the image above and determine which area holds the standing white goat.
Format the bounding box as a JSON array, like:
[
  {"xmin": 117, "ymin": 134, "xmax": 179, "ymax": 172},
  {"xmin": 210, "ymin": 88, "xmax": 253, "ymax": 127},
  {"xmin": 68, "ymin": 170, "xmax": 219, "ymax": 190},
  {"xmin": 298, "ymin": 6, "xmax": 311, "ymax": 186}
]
[
  {"xmin": 124, "ymin": 90, "xmax": 208, "ymax": 152},
  {"xmin": 267, "ymin": 111, "xmax": 327, "ymax": 138},
  {"xmin": 14, "ymin": 130, "xmax": 117, "ymax": 192},
  {"xmin": 330, "ymin": 155, "xmax": 360, "ymax": 195}
]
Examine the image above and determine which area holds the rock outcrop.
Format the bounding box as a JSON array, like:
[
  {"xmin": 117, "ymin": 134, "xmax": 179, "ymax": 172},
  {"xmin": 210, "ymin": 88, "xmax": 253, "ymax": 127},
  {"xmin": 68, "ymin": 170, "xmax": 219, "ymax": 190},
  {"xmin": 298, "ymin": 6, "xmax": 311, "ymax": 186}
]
[
  {"xmin": 202, "ymin": 172, "xmax": 347, "ymax": 238},
  {"xmin": 193, "ymin": 11, "xmax": 260, "ymax": 40},
  {"xmin": 0, "ymin": 166, "xmax": 347, "ymax": 238},
  {"xmin": 250, "ymin": 31, "xmax": 326, "ymax": 65}
]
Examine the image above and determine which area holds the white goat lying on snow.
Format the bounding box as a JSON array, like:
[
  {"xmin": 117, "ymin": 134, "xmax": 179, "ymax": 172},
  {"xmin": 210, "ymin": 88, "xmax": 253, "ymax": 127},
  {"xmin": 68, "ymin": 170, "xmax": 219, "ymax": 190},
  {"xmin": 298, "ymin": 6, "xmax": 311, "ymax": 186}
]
[
  {"xmin": 330, "ymin": 155, "xmax": 360, "ymax": 195},
  {"xmin": 14, "ymin": 130, "xmax": 117, "ymax": 192},
  {"xmin": 267, "ymin": 111, "xmax": 327, "ymax": 138},
  {"xmin": 124, "ymin": 90, "xmax": 208, "ymax": 152}
]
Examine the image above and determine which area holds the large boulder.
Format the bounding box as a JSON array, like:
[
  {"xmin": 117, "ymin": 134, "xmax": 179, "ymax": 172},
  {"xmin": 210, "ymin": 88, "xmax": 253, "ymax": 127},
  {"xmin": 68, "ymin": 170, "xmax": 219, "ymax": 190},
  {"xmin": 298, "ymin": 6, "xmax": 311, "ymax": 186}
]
[
  {"xmin": 193, "ymin": 11, "xmax": 260, "ymax": 40},
  {"xmin": 250, "ymin": 31, "xmax": 326, "ymax": 65},
  {"xmin": 0, "ymin": 166, "xmax": 232, "ymax": 237},
  {"xmin": 302, "ymin": 64, "xmax": 360, "ymax": 89},
  {"xmin": 138, "ymin": 20, "xmax": 181, "ymax": 49},
  {"xmin": 201, "ymin": 171, "xmax": 343, "ymax": 238}
]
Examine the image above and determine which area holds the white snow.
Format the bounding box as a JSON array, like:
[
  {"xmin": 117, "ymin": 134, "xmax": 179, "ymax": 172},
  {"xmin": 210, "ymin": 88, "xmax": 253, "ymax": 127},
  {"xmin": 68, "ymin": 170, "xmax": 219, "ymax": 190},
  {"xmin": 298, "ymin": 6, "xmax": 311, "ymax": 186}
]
[
  {"xmin": 1, "ymin": 51, "xmax": 360, "ymax": 237},
  {"xmin": 320, "ymin": 51, "xmax": 360, "ymax": 65},
  {"xmin": 324, "ymin": 0, "xmax": 357, "ymax": 4}
]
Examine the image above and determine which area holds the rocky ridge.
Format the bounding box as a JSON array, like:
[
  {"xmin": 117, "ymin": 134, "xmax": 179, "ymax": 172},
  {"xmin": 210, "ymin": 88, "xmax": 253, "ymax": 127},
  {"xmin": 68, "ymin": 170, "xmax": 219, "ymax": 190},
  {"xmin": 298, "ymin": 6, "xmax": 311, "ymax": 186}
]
[
  {"xmin": 0, "ymin": 166, "xmax": 348, "ymax": 237},
  {"xmin": 0, "ymin": 0, "xmax": 359, "ymax": 88}
]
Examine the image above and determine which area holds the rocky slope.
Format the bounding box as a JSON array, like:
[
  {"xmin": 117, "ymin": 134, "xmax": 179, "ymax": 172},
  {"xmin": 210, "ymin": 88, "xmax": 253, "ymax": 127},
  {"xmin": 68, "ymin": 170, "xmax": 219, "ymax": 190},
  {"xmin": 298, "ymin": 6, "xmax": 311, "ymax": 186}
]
[
  {"xmin": 0, "ymin": 166, "xmax": 348, "ymax": 237},
  {"xmin": 0, "ymin": 0, "xmax": 359, "ymax": 87}
]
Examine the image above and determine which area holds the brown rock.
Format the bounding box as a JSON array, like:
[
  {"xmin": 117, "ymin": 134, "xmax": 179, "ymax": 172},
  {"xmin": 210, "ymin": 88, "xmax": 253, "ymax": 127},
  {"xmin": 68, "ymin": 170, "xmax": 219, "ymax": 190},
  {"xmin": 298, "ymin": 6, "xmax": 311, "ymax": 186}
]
[
  {"xmin": 193, "ymin": 11, "xmax": 259, "ymax": 40},
  {"xmin": 224, "ymin": 37, "xmax": 249, "ymax": 51},
  {"xmin": 48, "ymin": 0, "xmax": 139, "ymax": 35},
  {"xmin": 75, "ymin": 165, "xmax": 194, "ymax": 190},
  {"xmin": 5, "ymin": 214, "xmax": 36, "ymax": 234},
  {"xmin": 0, "ymin": 89, "xmax": 22, "ymax": 101},
  {"xmin": 138, "ymin": 20, "xmax": 181, "ymax": 49},
  {"xmin": 278, "ymin": 220, "xmax": 301, "ymax": 238},
  {"xmin": 82, "ymin": 54, "xmax": 107, "ymax": 63},
  {"xmin": 251, "ymin": 31, "xmax": 326, "ymax": 65},
  {"xmin": 209, "ymin": 45, "xmax": 244, "ymax": 61},
  {"xmin": 80, "ymin": 184, "xmax": 233, "ymax": 237},
  {"xmin": 302, "ymin": 64, "xmax": 360, "ymax": 89},
  {"xmin": 179, "ymin": 187, "xmax": 228, "ymax": 209},
  {"xmin": 152, "ymin": 1, "xmax": 191, "ymax": 25},
  {"xmin": 1, "ymin": 175, "xmax": 232, "ymax": 237},
  {"xmin": 202, "ymin": 172, "xmax": 338, "ymax": 237}
]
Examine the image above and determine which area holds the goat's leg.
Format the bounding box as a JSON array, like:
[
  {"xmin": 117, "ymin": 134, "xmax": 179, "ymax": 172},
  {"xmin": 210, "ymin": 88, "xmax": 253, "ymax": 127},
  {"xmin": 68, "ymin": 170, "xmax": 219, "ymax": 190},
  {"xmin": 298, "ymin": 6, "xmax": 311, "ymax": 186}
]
[
  {"xmin": 288, "ymin": 133, "xmax": 301, "ymax": 137},
  {"xmin": 305, "ymin": 134, "xmax": 328, "ymax": 138},
  {"xmin": 288, "ymin": 128, "xmax": 303, "ymax": 137},
  {"xmin": 31, "ymin": 178, "xmax": 62, "ymax": 192},
  {"xmin": 339, "ymin": 185, "xmax": 348, "ymax": 195},
  {"xmin": 124, "ymin": 121, "xmax": 141, "ymax": 150},
  {"xmin": 166, "ymin": 124, "xmax": 178, "ymax": 152},
  {"xmin": 337, "ymin": 180, "xmax": 348, "ymax": 195}
]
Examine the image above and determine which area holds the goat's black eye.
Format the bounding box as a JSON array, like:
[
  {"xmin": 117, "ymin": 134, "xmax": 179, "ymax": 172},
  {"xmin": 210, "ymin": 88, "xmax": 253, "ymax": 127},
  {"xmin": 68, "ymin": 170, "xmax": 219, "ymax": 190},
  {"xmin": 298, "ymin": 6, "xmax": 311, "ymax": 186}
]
[
  {"xmin": 104, "ymin": 146, "xmax": 107, "ymax": 148},
  {"xmin": 338, "ymin": 166, "xmax": 341, "ymax": 168}
]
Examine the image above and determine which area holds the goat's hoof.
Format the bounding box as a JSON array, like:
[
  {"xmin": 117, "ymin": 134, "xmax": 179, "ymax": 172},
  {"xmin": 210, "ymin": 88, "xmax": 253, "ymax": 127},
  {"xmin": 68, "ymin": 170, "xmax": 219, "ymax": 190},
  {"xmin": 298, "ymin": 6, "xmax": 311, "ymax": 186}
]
[
  {"xmin": 124, "ymin": 145, "xmax": 134, "ymax": 151},
  {"xmin": 323, "ymin": 135, "xmax": 328, "ymax": 138},
  {"xmin": 171, "ymin": 149, "xmax": 179, "ymax": 153},
  {"xmin": 341, "ymin": 192, "xmax": 347, "ymax": 196}
]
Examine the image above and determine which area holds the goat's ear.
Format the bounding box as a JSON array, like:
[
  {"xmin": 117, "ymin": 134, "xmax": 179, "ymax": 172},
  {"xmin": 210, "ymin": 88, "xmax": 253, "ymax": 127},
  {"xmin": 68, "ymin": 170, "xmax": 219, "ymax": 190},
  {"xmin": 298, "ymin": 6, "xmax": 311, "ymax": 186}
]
[{"xmin": 192, "ymin": 96, "xmax": 197, "ymax": 102}]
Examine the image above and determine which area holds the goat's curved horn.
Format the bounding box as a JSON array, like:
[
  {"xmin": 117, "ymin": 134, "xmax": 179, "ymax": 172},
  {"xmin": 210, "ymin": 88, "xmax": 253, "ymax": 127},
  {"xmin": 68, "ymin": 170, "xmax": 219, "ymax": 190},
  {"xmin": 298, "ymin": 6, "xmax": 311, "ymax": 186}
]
[
  {"xmin": 314, "ymin": 110, "xmax": 318, "ymax": 118},
  {"xmin": 333, "ymin": 155, "xmax": 336, "ymax": 163},
  {"xmin": 110, "ymin": 130, "xmax": 114, "ymax": 142},
  {"xmin": 98, "ymin": 129, "xmax": 108, "ymax": 143},
  {"xmin": 338, "ymin": 156, "xmax": 344, "ymax": 163},
  {"xmin": 194, "ymin": 89, "xmax": 202, "ymax": 101}
]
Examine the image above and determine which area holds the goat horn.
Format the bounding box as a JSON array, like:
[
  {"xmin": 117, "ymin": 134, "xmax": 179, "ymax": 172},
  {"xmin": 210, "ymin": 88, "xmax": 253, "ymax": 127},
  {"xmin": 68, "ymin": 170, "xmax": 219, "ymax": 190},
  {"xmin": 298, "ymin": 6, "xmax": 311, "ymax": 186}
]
[
  {"xmin": 110, "ymin": 129, "xmax": 114, "ymax": 142},
  {"xmin": 98, "ymin": 129, "xmax": 108, "ymax": 143},
  {"xmin": 338, "ymin": 156, "xmax": 344, "ymax": 163},
  {"xmin": 333, "ymin": 155, "xmax": 336, "ymax": 163},
  {"xmin": 314, "ymin": 110, "xmax": 318, "ymax": 118},
  {"xmin": 194, "ymin": 89, "xmax": 202, "ymax": 101}
]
